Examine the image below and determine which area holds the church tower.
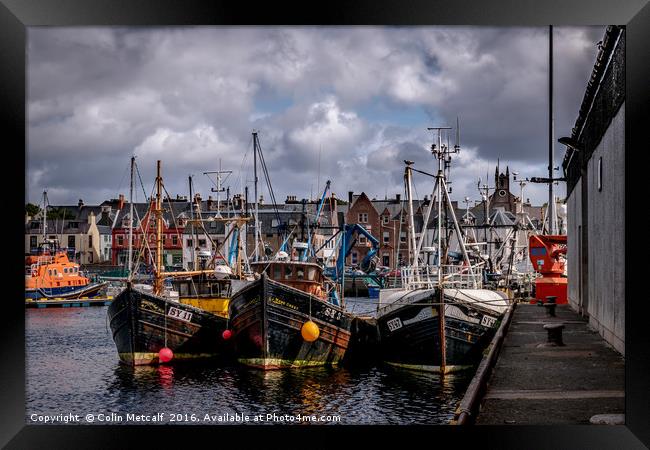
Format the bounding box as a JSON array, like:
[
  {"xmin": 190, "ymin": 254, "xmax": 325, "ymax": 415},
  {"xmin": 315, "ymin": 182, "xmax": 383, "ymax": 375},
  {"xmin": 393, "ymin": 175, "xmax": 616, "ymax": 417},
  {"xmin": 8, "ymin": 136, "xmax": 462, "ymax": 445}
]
[{"xmin": 491, "ymin": 161, "xmax": 516, "ymax": 213}]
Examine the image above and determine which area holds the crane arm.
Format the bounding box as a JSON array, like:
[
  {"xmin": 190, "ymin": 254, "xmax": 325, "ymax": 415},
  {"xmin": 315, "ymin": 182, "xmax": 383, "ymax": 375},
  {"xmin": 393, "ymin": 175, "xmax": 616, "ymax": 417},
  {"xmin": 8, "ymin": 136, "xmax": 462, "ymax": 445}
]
[{"xmin": 335, "ymin": 223, "xmax": 379, "ymax": 279}]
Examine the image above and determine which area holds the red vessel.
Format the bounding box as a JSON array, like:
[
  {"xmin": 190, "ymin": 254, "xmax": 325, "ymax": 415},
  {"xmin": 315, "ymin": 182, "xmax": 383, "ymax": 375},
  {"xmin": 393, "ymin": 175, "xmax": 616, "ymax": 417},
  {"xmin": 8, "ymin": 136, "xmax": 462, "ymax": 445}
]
[{"xmin": 529, "ymin": 234, "xmax": 567, "ymax": 303}]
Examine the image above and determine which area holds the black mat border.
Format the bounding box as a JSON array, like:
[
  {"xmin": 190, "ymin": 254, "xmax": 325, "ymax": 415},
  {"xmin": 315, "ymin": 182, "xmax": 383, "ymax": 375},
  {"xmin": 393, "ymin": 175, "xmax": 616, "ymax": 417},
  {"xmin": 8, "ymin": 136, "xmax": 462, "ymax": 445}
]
[{"xmin": 1, "ymin": 1, "xmax": 648, "ymax": 448}]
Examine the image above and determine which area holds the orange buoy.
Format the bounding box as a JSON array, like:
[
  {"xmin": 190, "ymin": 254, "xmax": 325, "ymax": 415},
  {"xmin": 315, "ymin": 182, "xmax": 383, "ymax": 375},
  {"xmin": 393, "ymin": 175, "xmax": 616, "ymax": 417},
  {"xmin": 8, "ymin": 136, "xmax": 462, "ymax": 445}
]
[{"xmin": 301, "ymin": 320, "xmax": 320, "ymax": 342}]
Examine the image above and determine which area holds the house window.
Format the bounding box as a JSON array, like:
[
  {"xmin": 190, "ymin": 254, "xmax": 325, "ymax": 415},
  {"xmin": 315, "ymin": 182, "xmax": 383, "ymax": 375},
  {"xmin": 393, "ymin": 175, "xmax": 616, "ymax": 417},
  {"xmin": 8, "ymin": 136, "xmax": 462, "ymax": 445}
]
[
  {"xmin": 68, "ymin": 236, "xmax": 75, "ymax": 248},
  {"xmin": 30, "ymin": 236, "xmax": 37, "ymax": 248},
  {"xmin": 400, "ymin": 232, "xmax": 406, "ymax": 243},
  {"xmin": 383, "ymin": 231, "xmax": 390, "ymax": 244},
  {"xmin": 598, "ymin": 157, "xmax": 602, "ymax": 192},
  {"xmin": 88, "ymin": 235, "xmax": 92, "ymax": 248},
  {"xmin": 351, "ymin": 252, "xmax": 358, "ymax": 264},
  {"xmin": 382, "ymin": 215, "xmax": 389, "ymax": 225},
  {"xmin": 116, "ymin": 235, "xmax": 124, "ymax": 246},
  {"xmin": 198, "ymin": 239, "xmax": 206, "ymax": 248},
  {"xmin": 382, "ymin": 253, "xmax": 390, "ymax": 266},
  {"xmin": 359, "ymin": 235, "xmax": 367, "ymax": 245},
  {"xmin": 358, "ymin": 213, "xmax": 368, "ymax": 223},
  {"xmin": 187, "ymin": 239, "xmax": 193, "ymax": 247},
  {"xmin": 30, "ymin": 222, "xmax": 40, "ymax": 229},
  {"xmin": 172, "ymin": 235, "xmax": 179, "ymax": 246},
  {"xmin": 68, "ymin": 222, "xmax": 78, "ymax": 229}
]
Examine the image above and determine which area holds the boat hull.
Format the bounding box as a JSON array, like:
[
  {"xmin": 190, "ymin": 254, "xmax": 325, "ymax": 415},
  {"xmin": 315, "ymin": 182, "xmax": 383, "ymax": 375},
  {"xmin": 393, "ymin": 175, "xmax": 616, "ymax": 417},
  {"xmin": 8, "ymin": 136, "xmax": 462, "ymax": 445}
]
[
  {"xmin": 377, "ymin": 289, "xmax": 504, "ymax": 373},
  {"xmin": 229, "ymin": 275, "xmax": 352, "ymax": 369},
  {"xmin": 25, "ymin": 282, "xmax": 107, "ymax": 300},
  {"xmin": 107, "ymin": 286, "xmax": 230, "ymax": 366}
]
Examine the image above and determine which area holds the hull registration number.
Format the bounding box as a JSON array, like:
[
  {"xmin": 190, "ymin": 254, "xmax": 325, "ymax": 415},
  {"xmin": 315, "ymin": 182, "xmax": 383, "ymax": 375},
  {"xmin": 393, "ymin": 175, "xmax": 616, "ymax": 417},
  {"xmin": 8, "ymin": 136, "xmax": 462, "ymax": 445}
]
[
  {"xmin": 481, "ymin": 315, "xmax": 497, "ymax": 327},
  {"xmin": 168, "ymin": 306, "xmax": 193, "ymax": 323},
  {"xmin": 387, "ymin": 317, "xmax": 403, "ymax": 332}
]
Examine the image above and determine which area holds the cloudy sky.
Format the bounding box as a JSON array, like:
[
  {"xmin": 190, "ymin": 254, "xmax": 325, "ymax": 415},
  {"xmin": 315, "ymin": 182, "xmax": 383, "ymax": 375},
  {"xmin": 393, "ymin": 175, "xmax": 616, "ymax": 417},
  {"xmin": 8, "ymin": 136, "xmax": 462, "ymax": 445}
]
[{"xmin": 26, "ymin": 26, "xmax": 606, "ymax": 208}]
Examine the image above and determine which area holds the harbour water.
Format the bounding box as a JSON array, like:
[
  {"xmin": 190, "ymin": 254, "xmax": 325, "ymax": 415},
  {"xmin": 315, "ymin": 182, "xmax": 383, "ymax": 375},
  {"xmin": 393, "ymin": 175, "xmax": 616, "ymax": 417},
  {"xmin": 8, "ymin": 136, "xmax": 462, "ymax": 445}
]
[{"xmin": 26, "ymin": 298, "xmax": 473, "ymax": 425}]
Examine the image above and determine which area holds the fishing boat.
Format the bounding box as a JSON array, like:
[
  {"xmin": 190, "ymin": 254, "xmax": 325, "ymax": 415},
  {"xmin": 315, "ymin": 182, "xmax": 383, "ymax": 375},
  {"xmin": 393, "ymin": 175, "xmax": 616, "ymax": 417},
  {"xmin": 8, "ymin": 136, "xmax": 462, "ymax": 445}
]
[
  {"xmin": 376, "ymin": 127, "xmax": 510, "ymax": 373},
  {"xmin": 25, "ymin": 241, "xmax": 107, "ymax": 300},
  {"xmin": 228, "ymin": 253, "xmax": 352, "ymax": 369},
  {"xmin": 228, "ymin": 133, "xmax": 352, "ymax": 369},
  {"xmin": 108, "ymin": 159, "xmax": 246, "ymax": 366}
]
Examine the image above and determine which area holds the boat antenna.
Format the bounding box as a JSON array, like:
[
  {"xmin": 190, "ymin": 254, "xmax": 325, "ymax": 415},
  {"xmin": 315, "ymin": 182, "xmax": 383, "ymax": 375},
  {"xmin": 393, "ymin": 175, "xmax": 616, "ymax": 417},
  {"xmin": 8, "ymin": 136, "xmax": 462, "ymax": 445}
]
[{"xmin": 204, "ymin": 159, "xmax": 232, "ymax": 219}]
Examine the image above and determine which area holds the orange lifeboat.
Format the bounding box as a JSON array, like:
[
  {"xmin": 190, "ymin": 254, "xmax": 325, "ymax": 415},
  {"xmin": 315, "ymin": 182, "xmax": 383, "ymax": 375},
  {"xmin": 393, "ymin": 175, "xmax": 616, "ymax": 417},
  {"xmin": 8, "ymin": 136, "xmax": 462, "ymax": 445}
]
[{"xmin": 25, "ymin": 249, "xmax": 106, "ymax": 299}]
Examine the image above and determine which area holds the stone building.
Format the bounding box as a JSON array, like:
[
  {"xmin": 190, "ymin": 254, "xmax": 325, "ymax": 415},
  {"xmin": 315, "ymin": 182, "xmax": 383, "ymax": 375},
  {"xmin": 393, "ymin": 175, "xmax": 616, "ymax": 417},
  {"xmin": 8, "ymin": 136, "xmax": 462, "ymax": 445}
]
[{"xmin": 561, "ymin": 26, "xmax": 625, "ymax": 354}]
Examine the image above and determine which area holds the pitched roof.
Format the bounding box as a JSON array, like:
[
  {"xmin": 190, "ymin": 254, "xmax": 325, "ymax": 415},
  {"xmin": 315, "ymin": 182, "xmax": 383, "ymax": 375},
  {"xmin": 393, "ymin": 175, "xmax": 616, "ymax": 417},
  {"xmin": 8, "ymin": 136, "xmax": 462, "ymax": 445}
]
[{"xmin": 25, "ymin": 219, "xmax": 91, "ymax": 235}]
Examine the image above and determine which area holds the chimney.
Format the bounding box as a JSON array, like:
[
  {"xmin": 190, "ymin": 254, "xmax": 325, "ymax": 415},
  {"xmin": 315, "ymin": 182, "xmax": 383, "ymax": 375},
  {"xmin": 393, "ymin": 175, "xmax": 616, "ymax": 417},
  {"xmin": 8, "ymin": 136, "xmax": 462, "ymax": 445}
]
[
  {"xmin": 118, "ymin": 194, "xmax": 125, "ymax": 210},
  {"xmin": 88, "ymin": 211, "xmax": 96, "ymax": 226},
  {"xmin": 78, "ymin": 199, "xmax": 84, "ymax": 208},
  {"xmin": 348, "ymin": 191, "xmax": 353, "ymax": 205},
  {"xmin": 207, "ymin": 195, "xmax": 213, "ymax": 210},
  {"xmin": 259, "ymin": 194, "xmax": 264, "ymax": 205},
  {"xmin": 396, "ymin": 193, "xmax": 401, "ymax": 203},
  {"xmin": 101, "ymin": 205, "xmax": 110, "ymax": 222}
]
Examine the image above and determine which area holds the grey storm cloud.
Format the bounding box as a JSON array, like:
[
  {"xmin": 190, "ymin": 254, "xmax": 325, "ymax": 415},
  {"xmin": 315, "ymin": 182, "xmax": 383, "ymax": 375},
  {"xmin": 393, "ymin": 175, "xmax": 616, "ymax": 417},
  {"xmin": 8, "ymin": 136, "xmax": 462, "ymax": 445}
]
[{"xmin": 26, "ymin": 26, "xmax": 605, "ymax": 207}]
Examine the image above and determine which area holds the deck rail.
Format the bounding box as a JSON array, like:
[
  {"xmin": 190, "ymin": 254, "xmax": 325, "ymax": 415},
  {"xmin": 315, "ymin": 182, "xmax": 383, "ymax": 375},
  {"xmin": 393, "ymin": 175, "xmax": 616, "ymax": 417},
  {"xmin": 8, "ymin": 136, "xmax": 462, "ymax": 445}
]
[{"xmin": 400, "ymin": 264, "xmax": 483, "ymax": 290}]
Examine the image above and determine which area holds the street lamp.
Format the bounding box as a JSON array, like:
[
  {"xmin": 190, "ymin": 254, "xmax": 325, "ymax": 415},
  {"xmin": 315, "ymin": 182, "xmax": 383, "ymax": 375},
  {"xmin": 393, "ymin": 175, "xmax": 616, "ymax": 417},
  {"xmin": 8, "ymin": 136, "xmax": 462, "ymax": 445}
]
[{"xmin": 558, "ymin": 136, "xmax": 581, "ymax": 152}]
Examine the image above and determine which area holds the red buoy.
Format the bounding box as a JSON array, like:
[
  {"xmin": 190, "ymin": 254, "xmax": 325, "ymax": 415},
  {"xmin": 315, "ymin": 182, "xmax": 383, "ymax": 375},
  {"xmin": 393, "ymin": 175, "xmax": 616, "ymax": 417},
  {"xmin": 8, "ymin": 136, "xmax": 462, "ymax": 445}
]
[
  {"xmin": 159, "ymin": 347, "xmax": 173, "ymax": 363},
  {"xmin": 222, "ymin": 329, "xmax": 232, "ymax": 340}
]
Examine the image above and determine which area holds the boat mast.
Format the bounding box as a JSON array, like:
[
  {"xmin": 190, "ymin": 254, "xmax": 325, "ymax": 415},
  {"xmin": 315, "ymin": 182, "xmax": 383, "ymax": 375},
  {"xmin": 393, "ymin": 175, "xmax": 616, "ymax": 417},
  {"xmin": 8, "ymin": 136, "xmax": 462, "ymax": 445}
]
[
  {"xmin": 404, "ymin": 162, "xmax": 417, "ymax": 268},
  {"xmin": 127, "ymin": 156, "xmax": 135, "ymax": 279},
  {"xmin": 430, "ymin": 128, "xmax": 448, "ymax": 375},
  {"xmin": 548, "ymin": 25, "xmax": 557, "ymax": 235},
  {"xmin": 189, "ymin": 175, "xmax": 196, "ymax": 271},
  {"xmin": 41, "ymin": 190, "xmax": 48, "ymax": 247},
  {"xmin": 252, "ymin": 131, "xmax": 260, "ymax": 262},
  {"xmin": 154, "ymin": 160, "xmax": 164, "ymax": 295}
]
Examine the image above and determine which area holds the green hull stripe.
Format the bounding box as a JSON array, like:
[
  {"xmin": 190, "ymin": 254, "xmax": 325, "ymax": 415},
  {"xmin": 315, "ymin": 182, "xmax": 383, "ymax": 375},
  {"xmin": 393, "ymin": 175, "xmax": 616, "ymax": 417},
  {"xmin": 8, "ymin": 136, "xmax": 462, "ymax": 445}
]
[
  {"xmin": 238, "ymin": 358, "xmax": 340, "ymax": 369},
  {"xmin": 385, "ymin": 361, "xmax": 473, "ymax": 374},
  {"xmin": 119, "ymin": 352, "xmax": 218, "ymax": 365}
]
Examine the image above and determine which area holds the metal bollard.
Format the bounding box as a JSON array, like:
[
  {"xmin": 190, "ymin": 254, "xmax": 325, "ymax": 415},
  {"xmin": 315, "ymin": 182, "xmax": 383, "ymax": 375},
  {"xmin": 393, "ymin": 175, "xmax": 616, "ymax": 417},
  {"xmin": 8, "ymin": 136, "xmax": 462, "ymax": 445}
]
[
  {"xmin": 543, "ymin": 323, "xmax": 565, "ymax": 346},
  {"xmin": 544, "ymin": 303, "xmax": 557, "ymax": 317}
]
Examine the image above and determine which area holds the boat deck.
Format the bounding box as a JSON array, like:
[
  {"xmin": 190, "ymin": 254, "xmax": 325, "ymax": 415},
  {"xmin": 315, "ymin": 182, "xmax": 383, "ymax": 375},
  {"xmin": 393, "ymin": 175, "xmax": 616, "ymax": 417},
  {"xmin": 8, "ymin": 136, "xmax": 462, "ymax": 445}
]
[
  {"xmin": 25, "ymin": 297, "xmax": 113, "ymax": 308},
  {"xmin": 475, "ymin": 303, "xmax": 624, "ymax": 424}
]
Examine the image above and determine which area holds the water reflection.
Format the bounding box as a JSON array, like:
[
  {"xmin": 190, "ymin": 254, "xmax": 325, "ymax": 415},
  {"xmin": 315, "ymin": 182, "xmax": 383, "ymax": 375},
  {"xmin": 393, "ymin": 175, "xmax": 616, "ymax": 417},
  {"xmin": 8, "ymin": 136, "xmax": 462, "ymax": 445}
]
[{"xmin": 28, "ymin": 306, "xmax": 473, "ymax": 425}]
